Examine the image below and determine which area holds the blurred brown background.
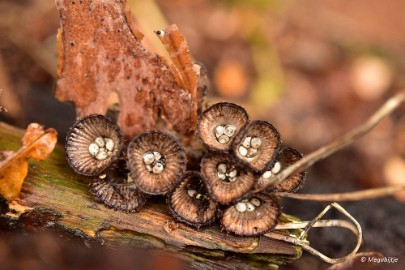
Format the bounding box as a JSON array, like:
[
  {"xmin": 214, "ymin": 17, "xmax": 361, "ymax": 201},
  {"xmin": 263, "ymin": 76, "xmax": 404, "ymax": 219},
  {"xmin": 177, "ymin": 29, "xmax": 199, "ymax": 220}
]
[{"xmin": 1, "ymin": 0, "xmax": 405, "ymax": 269}]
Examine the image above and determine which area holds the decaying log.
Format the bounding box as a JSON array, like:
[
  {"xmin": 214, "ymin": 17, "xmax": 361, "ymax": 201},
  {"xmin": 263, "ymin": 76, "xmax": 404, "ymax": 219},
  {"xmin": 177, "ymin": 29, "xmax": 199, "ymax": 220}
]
[{"xmin": 0, "ymin": 122, "xmax": 302, "ymax": 269}]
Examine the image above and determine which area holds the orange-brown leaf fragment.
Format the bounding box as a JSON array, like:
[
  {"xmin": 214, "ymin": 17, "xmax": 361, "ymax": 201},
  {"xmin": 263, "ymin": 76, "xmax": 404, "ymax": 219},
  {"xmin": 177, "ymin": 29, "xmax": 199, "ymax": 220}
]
[
  {"xmin": 0, "ymin": 123, "xmax": 57, "ymax": 201},
  {"xmin": 55, "ymin": 0, "xmax": 196, "ymax": 139},
  {"xmin": 155, "ymin": 25, "xmax": 200, "ymax": 131}
]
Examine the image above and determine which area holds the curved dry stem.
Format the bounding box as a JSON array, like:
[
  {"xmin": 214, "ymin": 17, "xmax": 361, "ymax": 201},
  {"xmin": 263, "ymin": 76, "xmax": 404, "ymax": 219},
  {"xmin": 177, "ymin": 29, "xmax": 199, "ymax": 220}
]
[
  {"xmin": 266, "ymin": 203, "xmax": 362, "ymax": 264},
  {"xmin": 274, "ymin": 185, "xmax": 405, "ymax": 201},
  {"xmin": 275, "ymin": 219, "xmax": 358, "ymax": 235},
  {"xmin": 255, "ymin": 91, "xmax": 405, "ymax": 193}
]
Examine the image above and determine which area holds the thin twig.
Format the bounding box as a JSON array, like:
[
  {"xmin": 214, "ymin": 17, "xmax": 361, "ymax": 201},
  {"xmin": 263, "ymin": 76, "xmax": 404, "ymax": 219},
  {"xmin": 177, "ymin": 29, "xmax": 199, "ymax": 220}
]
[
  {"xmin": 274, "ymin": 185, "xmax": 405, "ymax": 201},
  {"xmin": 267, "ymin": 203, "xmax": 362, "ymax": 264},
  {"xmin": 254, "ymin": 91, "xmax": 405, "ymax": 193},
  {"xmin": 274, "ymin": 219, "xmax": 358, "ymax": 233}
]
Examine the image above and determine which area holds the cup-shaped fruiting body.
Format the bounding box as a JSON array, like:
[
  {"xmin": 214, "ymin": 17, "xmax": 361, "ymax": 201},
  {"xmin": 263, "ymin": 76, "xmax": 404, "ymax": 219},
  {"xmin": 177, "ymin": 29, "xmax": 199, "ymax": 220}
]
[
  {"xmin": 168, "ymin": 172, "xmax": 218, "ymax": 227},
  {"xmin": 232, "ymin": 120, "xmax": 281, "ymax": 172},
  {"xmin": 221, "ymin": 194, "xmax": 280, "ymax": 236},
  {"xmin": 257, "ymin": 146, "xmax": 306, "ymax": 193},
  {"xmin": 91, "ymin": 159, "xmax": 148, "ymax": 212},
  {"xmin": 201, "ymin": 153, "xmax": 256, "ymax": 205},
  {"xmin": 198, "ymin": 103, "xmax": 249, "ymax": 152},
  {"xmin": 65, "ymin": 114, "xmax": 124, "ymax": 176},
  {"xmin": 127, "ymin": 131, "xmax": 187, "ymax": 195}
]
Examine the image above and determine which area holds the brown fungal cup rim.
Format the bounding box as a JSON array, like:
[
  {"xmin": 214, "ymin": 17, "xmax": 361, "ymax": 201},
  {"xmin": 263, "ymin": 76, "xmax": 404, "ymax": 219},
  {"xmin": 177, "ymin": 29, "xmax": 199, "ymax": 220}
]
[
  {"xmin": 221, "ymin": 194, "xmax": 281, "ymax": 236},
  {"xmin": 200, "ymin": 152, "xmax": 256, "ymax": 205},
  {"xmin": 91, "ymin": 177, "xmax": 148, "ymax": 213},
  {"xmin": 90, "ymin": 158, "xmax": 148, "ymax": 213},
  {"xmin": 197, "ymin": 102, "xmax": 249, "ymax": 152},
  {"xmin": 232, "ymin": 120, "xmax": 282, "ymax": 172},
  {"xmin": 127, "ymin": 130, "xmax": 187, "ymax": 195},
  {"xmin": 266, "ymin": 146, "xmax": 306, "ymax": 193},
  {"xmin": 65, "ymin": 114, "xmax": 124, "ymax": 177},
  {"xmin": 168, "ymin": 171, "xmax": 218, "ymax": 227}
]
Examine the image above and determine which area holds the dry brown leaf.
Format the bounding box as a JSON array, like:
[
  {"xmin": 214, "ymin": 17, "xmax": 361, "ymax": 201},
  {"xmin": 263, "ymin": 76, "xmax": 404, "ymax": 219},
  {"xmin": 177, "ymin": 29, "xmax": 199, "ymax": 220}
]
[
  {"xmin": 156, "ymin": 24, "xmax": 200, "ymax": 129},
  {"xmin": 0, "ymin": 123, "xmax": 57, "ymax": 201},
  {"xmin": 55, "ymin": 0, "xmax": 202, "ymax": 140}
]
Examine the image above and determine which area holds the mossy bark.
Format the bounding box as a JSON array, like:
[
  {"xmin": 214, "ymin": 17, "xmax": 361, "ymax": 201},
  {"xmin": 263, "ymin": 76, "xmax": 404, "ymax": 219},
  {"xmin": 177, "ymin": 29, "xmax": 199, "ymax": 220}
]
[{"xmin": 0, "ymin": 122, "xmax": 302, "ymax": 269}]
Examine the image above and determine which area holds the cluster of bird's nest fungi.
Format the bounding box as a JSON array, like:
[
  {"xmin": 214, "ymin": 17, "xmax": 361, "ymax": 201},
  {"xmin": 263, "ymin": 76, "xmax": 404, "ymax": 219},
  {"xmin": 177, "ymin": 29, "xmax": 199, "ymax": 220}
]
[{"xmin": 65, "ymin": 102, "xmax": 306, "ymax": 236}]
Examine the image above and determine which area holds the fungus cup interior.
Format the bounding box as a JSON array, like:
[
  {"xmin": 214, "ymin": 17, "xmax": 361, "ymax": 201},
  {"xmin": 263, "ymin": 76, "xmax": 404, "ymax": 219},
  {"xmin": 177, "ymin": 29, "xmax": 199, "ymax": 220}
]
[
  {"xmin": 201, "ymin": 153, "xmax": 255, "ymax": 205},
  {"xmin": 198, "ymin": 103, "xmax": 249, "ymax": 151},
  {"xmin": 221, "ymin": 194, "xmax": 281, "ymax": 236},
  {"xmin": 233, "ymin": 120, "xmax": 282, "ymax": 172},
  {"xmin": 127, "ymin": 131, "xmax": 187, "ymax": 195},
  {"xmin": 65, "ymin": 114, "xmax": 123, "ymax": 176}
]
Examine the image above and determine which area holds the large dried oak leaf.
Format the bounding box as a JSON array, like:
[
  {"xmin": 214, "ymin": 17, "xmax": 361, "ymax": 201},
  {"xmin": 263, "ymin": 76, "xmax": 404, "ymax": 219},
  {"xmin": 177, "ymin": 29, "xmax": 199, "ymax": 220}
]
[{"xmin": 55, "ymin": 0, "xmax": 196, "ymax": 139}]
